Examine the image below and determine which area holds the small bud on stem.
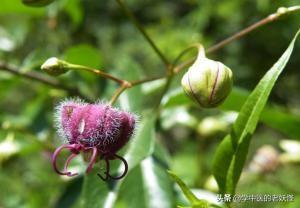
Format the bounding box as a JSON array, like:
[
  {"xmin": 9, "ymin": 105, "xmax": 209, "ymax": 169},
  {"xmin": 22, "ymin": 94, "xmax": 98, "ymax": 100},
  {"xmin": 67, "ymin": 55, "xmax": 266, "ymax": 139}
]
[
  {"xmin": 41, "ymin": 57, "xmax": 69, "ymax": 76},
  {"xmin": 181, "ymin": 45, "xmax": 233, "ymax": 108}
]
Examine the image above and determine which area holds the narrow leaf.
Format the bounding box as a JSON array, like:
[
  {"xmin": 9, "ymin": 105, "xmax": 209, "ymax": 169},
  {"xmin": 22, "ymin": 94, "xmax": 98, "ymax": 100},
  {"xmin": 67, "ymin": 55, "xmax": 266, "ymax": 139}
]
[
  {"xmin": 168, "ymin": 171, "xmax": 202, "ymax": 206},
  {"xmin": 212, "ymin": 29, "xmax": 300, "ymax": 194}
]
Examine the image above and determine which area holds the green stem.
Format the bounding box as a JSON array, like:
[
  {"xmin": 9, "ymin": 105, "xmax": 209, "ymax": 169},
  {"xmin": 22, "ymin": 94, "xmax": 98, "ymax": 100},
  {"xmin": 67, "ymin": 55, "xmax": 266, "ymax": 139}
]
[
  {"xmin": 38, "ymin": 6, "xmax": 300, "ymax": 106},
  {"xmin": 153, "ymin": 72, "xmax": 174, "ymax": 113},
  {"xmin": 109, "ymin": 84, "xmax": 130, "ymax": 105},
  {"xmin": 172, "ymin": 45, "xmax": 198, "ymax": 67},
  {"xmin": 67, "ymin": 64, "xmax": 126, "ymax": 85},
  {"xmin": 0, "ymin": 62, "xmax": 85, "ymax": 98},
  {"xmin": 130, "ymin": 75, "xmax": 165, "ymax": 86},
  {"xmin": 206, "ymin": 6, "xmax": 300, "ymax": 54},
  {"xmin": 175, "ymin": 6, "xmax": 300, "ymax": 74},
  {"xmin": 115, "ymin": 0, "xmax": 170, "ymax": 67},
  {"xmin": 172, "ymin": 43, "xmax": 205, "ymax": 71}
]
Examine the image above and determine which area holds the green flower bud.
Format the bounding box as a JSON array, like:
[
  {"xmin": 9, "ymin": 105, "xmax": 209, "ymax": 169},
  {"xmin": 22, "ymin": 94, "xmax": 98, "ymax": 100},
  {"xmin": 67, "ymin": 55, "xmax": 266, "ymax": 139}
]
[
  {"xmin": 41, "ymin": 57, "xmax": 69, "ymax": 76},
  {"xmin": 22, "ymin": 0, "xmax": 55, "ymax": 7},
  {"xmin": 181, "ymin": 46, "xmax": 233, "ymax": 108}
]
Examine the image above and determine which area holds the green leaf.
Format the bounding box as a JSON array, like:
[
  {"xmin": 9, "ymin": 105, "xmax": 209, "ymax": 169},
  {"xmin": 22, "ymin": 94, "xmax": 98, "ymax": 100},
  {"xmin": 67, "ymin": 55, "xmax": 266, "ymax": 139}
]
[
  {"xmin": 168, "ymin": 171, "xmax": 201, "ymax": 205},
  {"xmin": 80, "ymin": 115, "xmax": 156, "ymax": 208},
  {"xmin": 116, "ymin": 57, "xmax": 144, "ymax": 112},
  {"xmin": 140, "ymin": 147, "xmax": 174, "ymax": 208},
  {"xmin": 116, "ymin": 166, "xmax": 146, "ymax": 208},
  {"xmin": 0, "ymin": 0, "xmax": 45, "ymax": 15},
  {"xmin": 63, "ymin": 0, "xmax": 83, "ymax": 27},
  {"xmin": 168, "ymin": 171, "xmax": 211, "ymax": 208},
  {"xmin": 64, "ymin": 44, "xmax": 102, "ymax": 68},
  {"xmin": 162, "ymin": 88, "xmax": 192, "ymax": 108},
  {"xmin": 212, "ymin": 28, "xmax": 300, "ymax": 195},
  {"xmin": 63, "ymin": 44, "xmax": 103, "ymax": 98},
  {"xmin": 54, "ymin": 177, "xmax": 83, "ymax": 208},
  {"xmin": 117, "ymin": 142, "xmax": 174, "ymax": 208}
]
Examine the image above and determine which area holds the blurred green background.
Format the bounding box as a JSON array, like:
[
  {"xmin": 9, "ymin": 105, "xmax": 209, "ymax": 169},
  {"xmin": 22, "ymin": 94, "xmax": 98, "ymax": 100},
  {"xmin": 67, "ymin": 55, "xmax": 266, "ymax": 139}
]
[{"xmin": 0, "ymin": 0, "xmax": 300, "ymax": 207}]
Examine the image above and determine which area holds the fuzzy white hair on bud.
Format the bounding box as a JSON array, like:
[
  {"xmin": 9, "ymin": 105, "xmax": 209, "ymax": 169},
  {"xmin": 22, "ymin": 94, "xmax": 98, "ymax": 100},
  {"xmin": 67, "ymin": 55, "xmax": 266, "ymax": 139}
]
[{"xmin": 41, "ymin": 57, "xmax": 59, "ymax": 70}]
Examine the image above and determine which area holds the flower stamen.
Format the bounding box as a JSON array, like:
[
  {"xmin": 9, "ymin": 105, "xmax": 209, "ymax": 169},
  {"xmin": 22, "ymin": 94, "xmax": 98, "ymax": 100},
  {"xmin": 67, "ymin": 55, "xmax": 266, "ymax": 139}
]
[
  {"xmin": 64, "ymin": 153, "xmax": 79, "ymax": 176},
  {"xmin": 85, "ymin": 147, "xmax": 98, "ymax": 174},
  {"xmin": 97, "ymin": 154, "xmax": 128, "ymax": 181},
  {"xmin": 97, "ymin": 158, "xmax": 109, "ymax": 181},
  {"xmin": 109, "ymin": 154, "xmax": 128, "ymax": 180}
]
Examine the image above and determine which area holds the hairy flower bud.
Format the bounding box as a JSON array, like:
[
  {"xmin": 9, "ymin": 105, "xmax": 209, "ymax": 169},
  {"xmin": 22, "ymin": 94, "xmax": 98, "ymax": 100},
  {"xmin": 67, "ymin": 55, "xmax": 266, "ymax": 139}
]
[
  {"xmin": 52, "ymin": 99, "xmax": 136, "ymax": 180},
  {"xmin": 41, "ymin": 57, "xmax": 69, "ymax": 76},
  {"xmin": 22, "ymin": 0, "xmax": 55, "ymax": 7},
  {"xmin": 181, "ymin": 46, "xmax": 233, "ymax": 108},
  {"xmin": 57, "ymin": 100, "xmax": 135, "ymax": 153}
]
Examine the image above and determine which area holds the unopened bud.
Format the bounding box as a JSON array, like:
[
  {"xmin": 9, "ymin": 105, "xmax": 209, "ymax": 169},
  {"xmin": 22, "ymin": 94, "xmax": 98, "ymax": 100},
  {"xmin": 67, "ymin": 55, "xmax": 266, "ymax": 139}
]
[
  {"xmin": 22, "ymin": 0, "xmax": 55, "ymax": 7},
  {"xmin": 181, "ymin": 46, "xmax": 233, "ymax": 108},
  {"xmin": 41, "ymin": 57, "xmax": 69, "ymax": 76}
]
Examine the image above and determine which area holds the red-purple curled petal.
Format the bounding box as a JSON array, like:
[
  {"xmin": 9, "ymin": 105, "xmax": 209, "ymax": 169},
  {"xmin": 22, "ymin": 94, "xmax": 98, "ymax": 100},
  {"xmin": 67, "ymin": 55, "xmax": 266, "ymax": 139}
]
[
  {"xmin": 51, "ymin": 144, "xmax": 81, "ymax": 176},
  {"xmin": 64, "ymin": 153, "xmax": 79, "ymax": 176},
  {"xmin": 85, "ymin": 147, "xmax": 98, "ymax": 174}
]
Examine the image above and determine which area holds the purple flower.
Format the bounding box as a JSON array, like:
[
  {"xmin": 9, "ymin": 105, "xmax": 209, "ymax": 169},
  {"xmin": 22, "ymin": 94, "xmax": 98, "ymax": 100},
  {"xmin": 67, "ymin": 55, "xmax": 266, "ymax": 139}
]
[{"xmin": 52, "ymin": 99, "xmax": 136, "ymax": 180}]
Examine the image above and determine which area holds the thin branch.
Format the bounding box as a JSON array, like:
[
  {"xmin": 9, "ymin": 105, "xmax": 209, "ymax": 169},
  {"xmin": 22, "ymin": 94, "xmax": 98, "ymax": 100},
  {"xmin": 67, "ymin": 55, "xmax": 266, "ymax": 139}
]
[
  {"xmin": 0, "ymin": 62, "xmax": 85, "ymax": 98},
  {"xmin": 171, "ymin": 44, "xmax": 205, "ymax": 67},
  {"xmin": 115, "ymin": 0, "xmax": 170, "ymax": 67},
  {"xmin": 109, "ymin": 84, "xmax": 129, "ymax": 105},
  {"xmin": 175, "ymin": 6, "xmax": 300, "ymax": 74},
  {"xmin": 130, "ymin": 75, "xmax": 165, "ymax": 86},
  {"xmin": 15, "ymin": 6, "xmax": 297, "ymax": 106},
  {"xmin": 135, "ymin": 6, "xmax": 300, "ymax": 111},
  {"xmin": 173, "ymin": 58, "xmax": 195, "ymax": 74},
  {"xmin": 68, "ymin": 64, "xmax": 126, "ymax": 85},
  {"xmin": 153, "ymin": 75, "xmax": 174, "ymax": 112},
  {"xmin": 207, "ymin": 6, "xmax": 300, "ymax": 53}
]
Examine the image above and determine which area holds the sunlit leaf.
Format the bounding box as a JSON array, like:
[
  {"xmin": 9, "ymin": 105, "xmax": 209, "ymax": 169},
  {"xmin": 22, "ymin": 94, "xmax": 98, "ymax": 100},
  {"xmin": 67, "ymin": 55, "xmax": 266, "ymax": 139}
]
[
  {"xmin": 0, "ymin": 0, "xmax": 45, "ymax": 15},
  {"xmin": 168, "ymin": 171, "xmax": 212, "ymax": 208},
  {"xmin": 140, "ymin": 144, "xmax": 174, "ymax": 208},
  {"xmin": 63, "ymin": 0, "xmax": 83, "ymax": 27},
  {"xmin": 64, "ymin": 44, "xmax": 102, "ymax": 68},
  {"xmin": 168, "ymin": 171, "xmax": 201, "ymax": 205},
  {"xmin": 117, "ymin": 142, "xmax": 174, "ymax": 208}
]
